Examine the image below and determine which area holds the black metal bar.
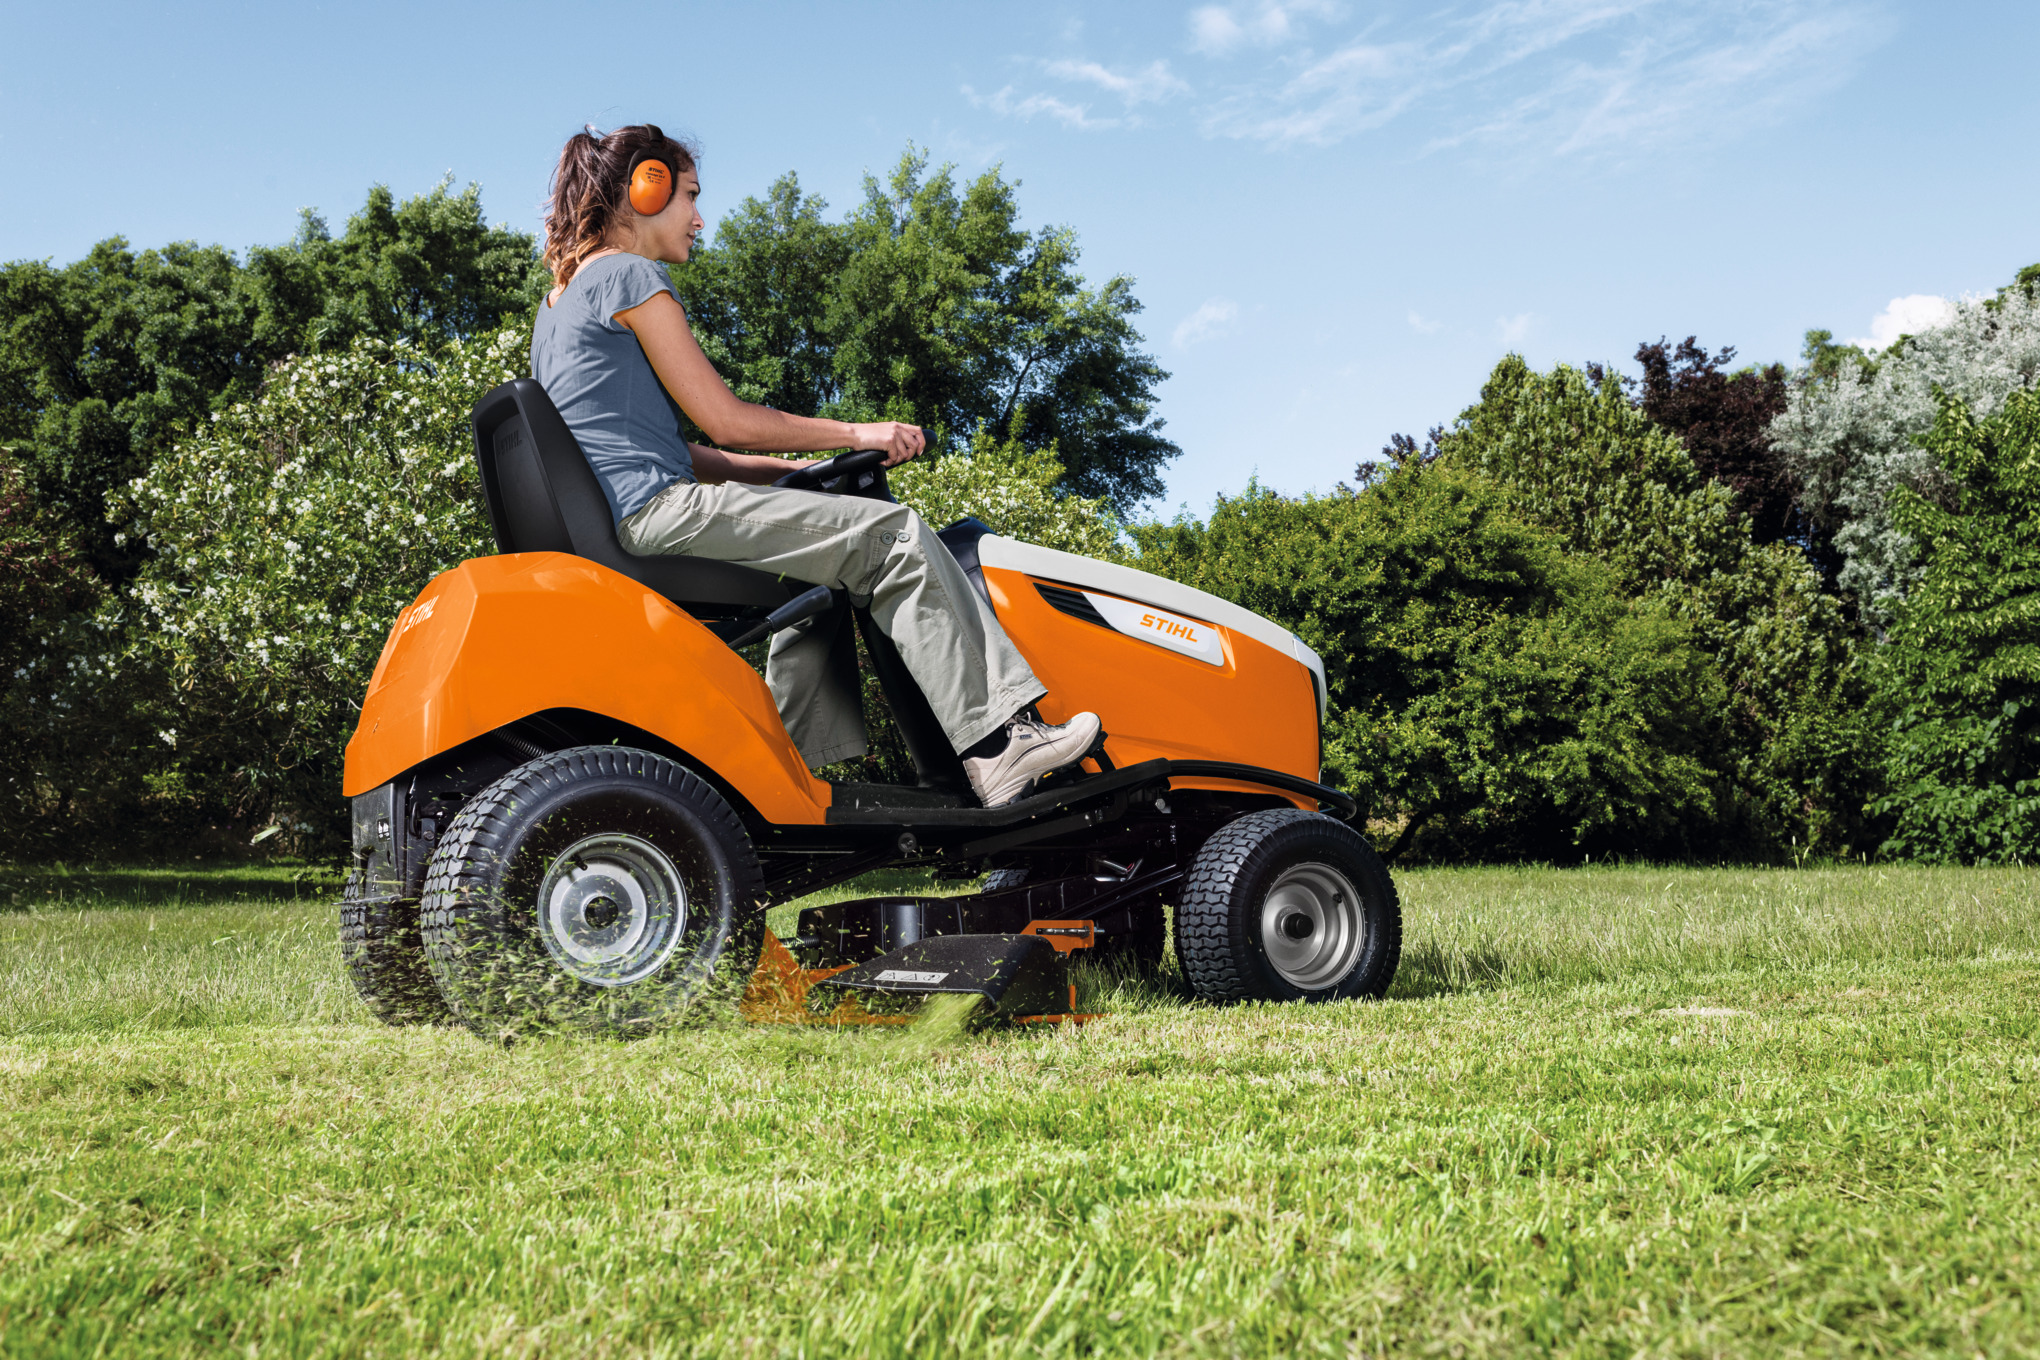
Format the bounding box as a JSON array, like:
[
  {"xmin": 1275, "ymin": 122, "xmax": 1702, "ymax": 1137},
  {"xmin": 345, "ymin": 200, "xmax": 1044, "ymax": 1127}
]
[
  {"xmin": 826, "ymin": 759, "xmax": 1171, "ymax": 827},
  {"xmin": 957, "ymin": 791, "xmax": 1131, "ymax": 859},
  {"xmin": 1160, "ymin": 761, "xmax": 1357, "ymax": 820},
  {"xmin": 819, "ymin": 756, "xmax": 1353, "ymax": 832}
]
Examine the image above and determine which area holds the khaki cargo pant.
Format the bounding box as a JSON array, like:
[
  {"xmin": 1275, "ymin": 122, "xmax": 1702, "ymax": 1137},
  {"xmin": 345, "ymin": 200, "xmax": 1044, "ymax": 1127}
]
[{"xmin": 619, "ymin": 479, "xmax": 1045, "ymax": 768}]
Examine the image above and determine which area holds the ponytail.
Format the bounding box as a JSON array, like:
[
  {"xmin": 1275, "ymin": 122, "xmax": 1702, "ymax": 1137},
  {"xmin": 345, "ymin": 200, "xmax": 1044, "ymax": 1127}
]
[{"xmin": 541, "ymin": 123, "xmax": 699, "ymax": 288}]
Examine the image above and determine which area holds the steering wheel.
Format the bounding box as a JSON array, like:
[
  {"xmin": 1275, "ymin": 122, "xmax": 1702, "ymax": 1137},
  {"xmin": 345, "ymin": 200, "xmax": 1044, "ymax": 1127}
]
[{"xmin": 771, "ymin": 447, "xmax": 892, "ymax": 492}]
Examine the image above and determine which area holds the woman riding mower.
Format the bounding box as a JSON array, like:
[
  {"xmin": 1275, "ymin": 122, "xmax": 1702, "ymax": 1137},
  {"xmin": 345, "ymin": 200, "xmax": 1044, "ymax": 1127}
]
[{"xmin": 531, "ymin": 123, "xmax": 1098, "ymax": 808}]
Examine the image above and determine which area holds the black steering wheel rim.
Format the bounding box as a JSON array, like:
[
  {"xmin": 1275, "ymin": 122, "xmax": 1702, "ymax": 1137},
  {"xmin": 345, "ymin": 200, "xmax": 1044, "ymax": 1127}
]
[{"xmin": 771, "ymin": 448, "xmax": 891, "ymax": 492}]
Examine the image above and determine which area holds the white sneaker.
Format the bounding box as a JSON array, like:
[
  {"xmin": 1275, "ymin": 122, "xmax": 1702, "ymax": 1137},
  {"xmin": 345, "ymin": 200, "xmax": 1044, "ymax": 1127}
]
[{"xmin": 964, "ymin": 713, "xmax": 1104, "ymax": 808}]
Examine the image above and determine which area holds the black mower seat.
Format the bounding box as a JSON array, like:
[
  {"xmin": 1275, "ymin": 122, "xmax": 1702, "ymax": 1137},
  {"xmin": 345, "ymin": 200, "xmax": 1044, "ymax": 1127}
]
[{"xmin": 469, "ymin": 378, "xmax": 796, "ymax": 620}]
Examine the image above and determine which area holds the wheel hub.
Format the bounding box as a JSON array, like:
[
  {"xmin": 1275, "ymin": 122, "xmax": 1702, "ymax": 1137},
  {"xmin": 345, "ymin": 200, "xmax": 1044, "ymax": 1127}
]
[
  {"xmin": 1259, "ymin": 862, "xmax": 1365, "ymax": 991},
  {"xmin": 536, "ymin": 833, "xmax": 688, "ymax": 987}
]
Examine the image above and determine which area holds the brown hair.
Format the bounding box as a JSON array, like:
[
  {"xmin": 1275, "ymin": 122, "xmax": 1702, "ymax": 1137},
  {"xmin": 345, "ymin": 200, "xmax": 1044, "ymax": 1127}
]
[{"xmin": 541, "ymin": 123, "xmax": 699, "ymax": 289}]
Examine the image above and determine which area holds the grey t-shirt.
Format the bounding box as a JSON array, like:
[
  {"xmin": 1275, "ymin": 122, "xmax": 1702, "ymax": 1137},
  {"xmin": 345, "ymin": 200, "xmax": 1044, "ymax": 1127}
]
[{"xmin": 529, "ymin": 253, "xmax": 695, "ymax": 525}]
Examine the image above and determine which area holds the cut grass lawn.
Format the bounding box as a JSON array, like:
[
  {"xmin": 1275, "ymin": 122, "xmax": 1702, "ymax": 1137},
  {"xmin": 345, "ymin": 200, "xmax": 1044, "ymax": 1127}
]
[{"xmin": 0, "ymin": 861, "xmax": 2035, "ymax": 1357}]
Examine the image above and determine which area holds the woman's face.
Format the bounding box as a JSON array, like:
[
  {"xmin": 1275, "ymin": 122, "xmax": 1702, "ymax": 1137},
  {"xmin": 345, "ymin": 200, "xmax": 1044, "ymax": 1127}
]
[{"xmin": 638, "ymin": 168, "xmax": 705, "ymax": 264}]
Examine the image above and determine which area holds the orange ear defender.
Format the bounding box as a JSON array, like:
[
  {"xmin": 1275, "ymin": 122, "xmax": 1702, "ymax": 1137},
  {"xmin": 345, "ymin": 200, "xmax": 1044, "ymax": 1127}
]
[{"xmin": 626, "ymin": 126, "xmax": 678, "ymax": 216}]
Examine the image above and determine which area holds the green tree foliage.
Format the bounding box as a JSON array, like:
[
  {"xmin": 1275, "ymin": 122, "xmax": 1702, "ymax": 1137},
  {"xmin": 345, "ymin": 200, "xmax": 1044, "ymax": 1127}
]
[
  {"xmin": 0, "ymin": 239, "xmax": 268, "ymax": 582},
  {"xmin": 250, "ymin": 185, "xmax": 548, "ymax": 355},
  {"xmin": 1871, "ymin": 389, "xmax": 2040, "ymax": 862},
  {"xmin": 1432, "ymin": 357, "xmax": 1875, "ymax": 857},
  {"xmin": 0, "ymin": 452, "xmax": 114, "ymax": 850},
  {"xmin": 671, "ymin": 174, "xmax": 851, "ymax": 420},
  {"xmin": 674, "ymin": 150, "xmax": 1177, "ymax": 514},
  {"xmin": 1134, "ymin": 467, "xmax": 1724, "ymax": 860},
  {"xmin": 1768, "ymin": 272, "xmax": 2040, "ymax": 629},
  {"xmin": 0, "ymin": 180, "xmax": 543, "ymax": 581},
  {"xmin": 1628, "ymin": 337, "xmax": 1816, "ymax": 567},
  {"xmin": 0, "ymin": 454, "xmax": 98, "ymax": 675}
]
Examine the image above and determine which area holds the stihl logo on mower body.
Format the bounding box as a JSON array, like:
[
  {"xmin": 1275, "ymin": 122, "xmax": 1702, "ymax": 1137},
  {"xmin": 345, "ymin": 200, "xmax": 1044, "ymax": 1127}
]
[
  {"xmin": 1081, "ymin": 591, "xmax": 1224, "ymax": 667},
  {"xmin": 397, "ymin": 596, "xmax": 437, "ymax": 638}
]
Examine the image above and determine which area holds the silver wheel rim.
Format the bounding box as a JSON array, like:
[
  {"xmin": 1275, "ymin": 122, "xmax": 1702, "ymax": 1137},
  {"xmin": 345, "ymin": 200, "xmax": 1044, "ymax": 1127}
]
[
  {"xmin": 1259, "ymin": 862, "xmax": 1366, "ymax": 991},
  {"xmin": 535, "ymin": 833, "xmax": 687, "ymax": 987}
]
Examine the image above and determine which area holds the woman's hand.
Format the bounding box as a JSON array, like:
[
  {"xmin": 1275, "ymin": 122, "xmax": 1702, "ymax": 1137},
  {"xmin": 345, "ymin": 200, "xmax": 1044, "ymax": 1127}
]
[{"xmin": 849, "ymin": 422, "xmax": 926, "ymax": 468}]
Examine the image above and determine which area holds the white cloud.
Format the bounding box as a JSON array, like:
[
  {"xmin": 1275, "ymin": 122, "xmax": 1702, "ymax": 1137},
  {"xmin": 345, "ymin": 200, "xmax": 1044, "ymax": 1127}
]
[
  {"xmin": 1848, "ymin": 294, "xmax": 1957, "ymax": 352},
  {"xmin": 1407, "ymin": 310, "xmax": 1444, "ymax": 335},
  {"xmin": 980, "ymin": 0, "xmax": 1889, "ymax": 158},
  {"xmin": 975, "ymin": 60, "xmax": 1188, "ymax": 132},
  {"xmin": 1496, "ymin": 312, "xmax": 1532, "ymax": 345},
  {"xmin": 1044, "ymin": 59, "xmax": 1189, "ymax": 105},
  {"xmin": 1174, "ymin": 298, "xmax": 1239, "ymax": 346},
  {"xmin": 1189, "ymin": 1, "xmax": 1338, "ymax": 56},
  {"xmin": 963, "ymin": 84, "xmax": 1118, "ymax": 130},
  {"xmin": 1181, "ymin": 0, "xmax": 1892, "ymax": 155}
]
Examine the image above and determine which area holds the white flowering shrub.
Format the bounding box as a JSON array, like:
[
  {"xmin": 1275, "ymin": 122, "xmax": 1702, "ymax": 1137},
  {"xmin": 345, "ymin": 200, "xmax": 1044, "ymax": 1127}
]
[
  {"xmin": 118, "ymin": 328, "xmax": 524, "ymax": 831},
  {"xmin": 1770, "ymin": 286, "xmax": 2040, "ymax": 627},
  {"xmin": 890, "ymin": 421, "xmax": 1125, "ymax": 560}
]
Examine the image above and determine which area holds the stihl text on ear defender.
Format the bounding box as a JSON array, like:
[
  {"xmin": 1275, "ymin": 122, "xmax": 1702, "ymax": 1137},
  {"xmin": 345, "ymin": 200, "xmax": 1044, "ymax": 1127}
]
[{"xmin": 626, "ymin": 126, "xmax": 678, "ymax": 216}]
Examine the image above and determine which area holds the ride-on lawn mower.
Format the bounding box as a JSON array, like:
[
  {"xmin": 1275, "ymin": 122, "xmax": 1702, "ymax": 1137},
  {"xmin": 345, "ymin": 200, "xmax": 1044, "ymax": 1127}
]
[{"xmin": 338, "ymin": 378, "xmax": 1401, "ymax": 1034}]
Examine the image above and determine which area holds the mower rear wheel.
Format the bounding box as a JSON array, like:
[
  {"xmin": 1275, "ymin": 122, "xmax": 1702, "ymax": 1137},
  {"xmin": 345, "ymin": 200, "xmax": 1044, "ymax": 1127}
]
[
  {"xmin": 1176, "ymin": 809, "xmax": 1400, "ymax": 1003},
  {"xmin": 419, "ymin": 746, "xmax": 765, "ymax": 1037},
  {"xmin": 339, "ymin": 868, "xmax": 454, "ymax": 1026}
]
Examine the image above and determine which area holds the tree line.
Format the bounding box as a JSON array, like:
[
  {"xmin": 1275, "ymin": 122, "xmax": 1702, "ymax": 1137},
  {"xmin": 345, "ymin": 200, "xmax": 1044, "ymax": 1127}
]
[{"xmin": 2, "ymin": 152, "xmax": 2035, "ymax": 864}]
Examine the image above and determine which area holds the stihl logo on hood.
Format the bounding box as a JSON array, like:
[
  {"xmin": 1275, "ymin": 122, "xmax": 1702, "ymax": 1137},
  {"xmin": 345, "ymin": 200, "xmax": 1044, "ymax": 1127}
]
[{"xmin": 1083, "ymin": 591, "xmax": 1224, "ymax": 667}]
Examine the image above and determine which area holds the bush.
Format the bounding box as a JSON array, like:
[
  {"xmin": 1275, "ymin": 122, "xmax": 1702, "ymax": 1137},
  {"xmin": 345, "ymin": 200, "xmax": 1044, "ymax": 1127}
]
[
  {"xmin": 1769, "ymin": 276, "xmax": 2040, "ymax": 628},
  {"xmin": 1871, "ymin": 389, "xmax": 2040, "ymax": 862},
  {"xmin": 1438, "ymin": 357, "xmax": 1875, "ymax": 857},
  {"xmin": 0, "ymin": 183, "xmax": 545, "ymax": 585},
  {"xmin": 890, "ymin": 418, "xmax": 1123, "ymax": 559},
  {"xmin": 116, "ymin": 330, "xmax": 522, "ymax": 842}
]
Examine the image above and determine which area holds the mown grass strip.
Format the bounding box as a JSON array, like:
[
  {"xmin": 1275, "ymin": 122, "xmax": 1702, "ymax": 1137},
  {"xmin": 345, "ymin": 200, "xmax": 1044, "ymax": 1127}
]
[{"xmin": 0, "ymin": 864, "xmax": 2034, "ymax": 1357}]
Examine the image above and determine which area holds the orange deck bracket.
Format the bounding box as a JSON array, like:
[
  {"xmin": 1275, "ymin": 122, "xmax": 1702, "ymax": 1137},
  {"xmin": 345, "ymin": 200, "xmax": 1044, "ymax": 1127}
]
[{"xmin": 1021, "ymin": 919, "xmax": 1097, "ymax": 953}]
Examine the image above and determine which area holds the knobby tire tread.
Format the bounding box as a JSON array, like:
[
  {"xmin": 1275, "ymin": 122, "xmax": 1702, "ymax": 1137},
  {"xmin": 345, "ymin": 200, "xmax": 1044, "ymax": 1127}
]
[
  {"xmin": 339, "ymin": 867, "xmax": 454, "ymax": 1027},
  {"xmin": 1176, "ymin": 808, "xmax": 1401, "ymax": 1004},
  {"xmin": 420, "ymin": 746, "xmax": 762, "ymax": 1033}
]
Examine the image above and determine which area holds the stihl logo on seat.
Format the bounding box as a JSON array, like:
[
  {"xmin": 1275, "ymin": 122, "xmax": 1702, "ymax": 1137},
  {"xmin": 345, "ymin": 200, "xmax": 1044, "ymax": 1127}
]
[{"xmin": 1081, "ymin": 591, "xmax": 1224, "ymax": 667}]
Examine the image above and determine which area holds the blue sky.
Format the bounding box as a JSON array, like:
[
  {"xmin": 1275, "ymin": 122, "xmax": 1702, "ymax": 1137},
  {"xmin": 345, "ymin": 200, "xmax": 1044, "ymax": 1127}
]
[{"xmin": 6, "ymin": 0, "xmax": 2036, "ymax": 515}]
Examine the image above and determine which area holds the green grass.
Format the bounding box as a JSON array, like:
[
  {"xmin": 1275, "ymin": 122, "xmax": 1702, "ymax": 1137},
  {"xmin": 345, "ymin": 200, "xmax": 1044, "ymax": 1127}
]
[{"xmin": 1, "ymin": 862, "xmax": 2036, "ymax": 1357}]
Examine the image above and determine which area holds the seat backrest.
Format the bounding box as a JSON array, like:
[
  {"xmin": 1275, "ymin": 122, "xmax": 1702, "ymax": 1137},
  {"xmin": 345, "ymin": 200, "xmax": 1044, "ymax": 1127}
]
[{"xmin": 470, "ymin": 378, "xmax": 794, "ymax": 618}]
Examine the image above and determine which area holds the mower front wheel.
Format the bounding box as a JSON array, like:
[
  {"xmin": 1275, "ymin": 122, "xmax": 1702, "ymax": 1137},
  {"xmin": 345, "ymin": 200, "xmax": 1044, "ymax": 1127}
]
[
  {"xmin": 1176, "ymin": 809, "xmax": 1400, "ymax": 1003},
  {"xmin": 419, "ymin": 746, "xmax": 765, "ymax": 1037}
]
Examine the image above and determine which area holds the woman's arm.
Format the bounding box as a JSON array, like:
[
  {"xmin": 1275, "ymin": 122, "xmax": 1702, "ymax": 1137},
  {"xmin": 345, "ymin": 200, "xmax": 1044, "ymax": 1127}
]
[
  {"xmin": 616, "ymin": 291, "xmax": 923, "ymax": 465},
  {"xmin": 688, "ymin": 444, "xmax": 806, "ymax": 486}
]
